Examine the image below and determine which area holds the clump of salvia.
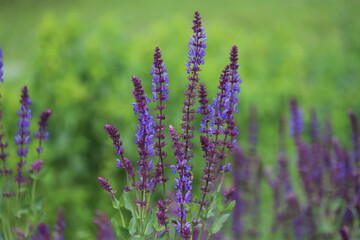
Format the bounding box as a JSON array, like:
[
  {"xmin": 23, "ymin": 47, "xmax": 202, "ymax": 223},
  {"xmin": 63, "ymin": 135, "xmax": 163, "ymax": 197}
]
[
  {"xmin": 0, "ymin": 49, "xmax": 64, "ymax": 239},
  {"xmin": 233, "ymin": 99, "xmax": 360, "ymax": 240},
  {"xmin": 99, "ymin": 11, "xmax": 239, "ymax": 240}
]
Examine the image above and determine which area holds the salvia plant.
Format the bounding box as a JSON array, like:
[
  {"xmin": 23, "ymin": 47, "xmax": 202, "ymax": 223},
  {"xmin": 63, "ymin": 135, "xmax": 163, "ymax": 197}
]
[
  {"xmin": 0, "ymin": 49, "xmax": 64, "ymax": 239},
  {"xmin": 232, "ymin": 100, "xmax": 360, "ymax": 240},
  {"xmin": 99, "ymin": 11, "xmax": 239, "ymax": 240}
]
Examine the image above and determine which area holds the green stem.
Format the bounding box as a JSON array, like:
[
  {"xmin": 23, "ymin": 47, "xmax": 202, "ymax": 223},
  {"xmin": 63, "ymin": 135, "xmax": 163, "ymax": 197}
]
[
  {"xmin": 31, "ymin": 177, "xmax": 37, "ymax": 212},
  {"xmin": 6, "ymin": 198, "xmax": 13, "ymax": 239}
]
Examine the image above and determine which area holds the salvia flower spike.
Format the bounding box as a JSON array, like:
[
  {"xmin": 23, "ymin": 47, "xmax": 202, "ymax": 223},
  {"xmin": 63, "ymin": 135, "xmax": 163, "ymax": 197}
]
[
  {"xmin": 0, "ymin": 49, "xmax": 3, "ymax": 83},
  {"xmin": 181, "ymin": 11, "xmax": 207, "ymax": 162},
  {"xmin": 151, "ymin": 47, "xmax": 170, "ymax": 190},
  {"xmin": 15, "ymin": 86, "xmax": 32, "ymax": 158},
  {"xmin": 132, "ymin": 75, "xmax": 155, "ymax": 195},
  {"xmin": 98, "ymin": 177, "xmax": 116, "ymax": 197},
  {"xmin": 34, "ymin": 109, "xmax": 52, "ymax": 155},
  {"xmin": 15, "ymin": 86, "xmax": 32, "ymax": 185}
]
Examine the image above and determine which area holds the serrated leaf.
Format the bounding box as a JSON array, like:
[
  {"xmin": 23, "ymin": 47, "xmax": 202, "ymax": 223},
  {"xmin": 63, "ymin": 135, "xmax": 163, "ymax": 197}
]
[
  {"xmin": 210, "ymin": 213, "xmax": 231, "ymax": 234},
  {"xmin": 129, "ymin": 217, "xmax": 137, "ymax": 235}
]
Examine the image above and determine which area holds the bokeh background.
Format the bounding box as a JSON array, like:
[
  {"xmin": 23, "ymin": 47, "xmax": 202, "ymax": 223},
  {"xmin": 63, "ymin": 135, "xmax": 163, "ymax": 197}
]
[{"xmin": 0, "ymin": 0, "xmax": 359, "ymax": 238}]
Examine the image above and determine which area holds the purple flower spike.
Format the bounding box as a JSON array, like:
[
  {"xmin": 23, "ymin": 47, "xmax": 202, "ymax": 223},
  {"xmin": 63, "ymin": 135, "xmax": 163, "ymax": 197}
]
[
  {"xmin": 98, "ymin": 177, "xmax": 116, "ymax": 197},
  {"xmin": 152, "ymin": 47, "xmax": 169, "ymax": 102},
  {"xmin": 54, "ymin": 209, "xmax": 66, "ymax": 240},
  {"xmin": 15, "ymin": 86, "xmax": 32, "ymax": 158},
  {"xmin": 156, "ymin": 199, "xmax": 171, "ymax": 230},
  {"xmin": 15, "ymin": 160, "xmax": 29, "ymax": 185},
  {"xmin": 197, "ymin": 82, "xmax": 214, "ymax": 135},
  {"xmin": 93, "ymin": 210, "xmax": 116, "ymax": 240},
  {"xmin": 348, "ymin": 110, "xmax": 359, "ymax": 163},
  {"xmin": 31, "ymin": 223, "xmax": 51, "ymax": 240},
  {"xmin": 34, "ymin": 109, "xmax": 52, "ymax": 154},
  {"xmin": 339, "ymin": 226, "xmax": 350, "ymax": 240},
  {"xmin": 104, "ymin": 124, "xmax": 124, "ymax": 156},
  {"xmin": 169, "ymin": 125, "xmax": 192, "ymax": 238},
  {"xmin": 132, "ymin": 76, "xmax": 155, "ymax": 192},
  {"xmin": 309, "ymin": 109, "xmax": 319, "ymax": 142},
  {"xmin": 181, "ymin": 11, "xmax": 207, "ymax": 162},
  {"xmin": 151, "ymin": 47, "xmax": 169, "ymax": 187},
  {"xmin": 289, "ymin": 98, "xmax": 304, "ymax": 139},
  {"xmin": 224, "ymin": 187, "xmax": 237, "ymax": 203},
  {"xmin": 0, "ymin": 49, "xmax": 3, "ymax": 83},
  {"xmin": 186, "ymin": 11, "xmax": 206, "ymax": 74},
  {"xmin": 29, "ymin": 159, "xmax": 44, "ymax": 173},
  {"xmin": 116, "ymin": 157, "xmax": 135, "ymax": 178}
]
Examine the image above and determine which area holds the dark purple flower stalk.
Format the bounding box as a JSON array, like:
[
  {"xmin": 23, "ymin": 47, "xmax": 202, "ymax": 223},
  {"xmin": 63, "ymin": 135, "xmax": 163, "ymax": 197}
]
[
  {"xmin": 104, "ymin": 124, "xmax": 124, "ymax": 156},
  {"xmin": 15, "ymin": 160, "xmax": 29, "ymax": 185},
  {"xmin": 195, "ymin": 67, "xmax": 231, "ymax": 211},
  {"xmin": 224, "ymin": 187, "xmax": 236, "ymax": 203},
  {"xmin": 289, "ymin": 98, "xmax": 304, "ymax": 140},
  {"xmin": 29, "ymin": 160, "xmax": 43, "ymax": 173},
  {"xmin": 156, "ymin": 199, "xmax": 171, "ymax": 231},
  {"xmin": 104, "ymin": 124, "xmax": 135, "ymax": 179},
  {"xmin": 54, "ymin": 209, "xmax": 66, "ymax": 240},
  {"xmin": 98, "ymin": 177, "xmax": 116, "ymax": 197},
  {"xmin": 197, "ymin": 82, "xmax": 214, "ymax": 135},
  {"xmin": 309, "ymin": 109, "xmax": 319, "ymax": 142},
  {"xmin": 181, "ymin": 11, "xmax": 206, "ymax": 162},
  {"xmin": 31, "ymin": 223, "xmax": 51, "ymax": 240},
  {"xmin": 0, "ymin": 49, "xmax": 3, "ymax": 83},
  {"xmin": 34, "ymin": 109, "xmax": 52, "ymax": 155},
  {"xmin": 151, "ymin": 47, "xmax": 169, "ymax": 189},
  {"xmin": 339, "ymin": 226, "xmax": 350, "ymax": 240},
  {"xmin": 132, "ymin": 76, "xmax": 155, "ymax": 195},
  {"xmin": 224, "ymin": 46, "xmax": 241, "ymax": 150},
  {"xmin": 93, "ymin": 210, "xmax": 116, "ymax": 240},
  {"xmin": 348, "ymin": 110, "xmax": 359, "ymax": 163},
  {"xmin": 169, "ymin": 125, "xmax": 192, "ymax": 239}
]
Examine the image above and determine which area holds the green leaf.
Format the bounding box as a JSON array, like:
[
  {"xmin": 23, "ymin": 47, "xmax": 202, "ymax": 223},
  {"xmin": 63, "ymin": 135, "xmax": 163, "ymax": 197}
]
[
  {"xmin": 157, "ymin": 232, "xmax": 168, "ymax": 240},
  {"xmin": 128, "ymin": 217, "xmax": 137, "ymax": 235},
  {"xmin": 206, "ymin": 193, "xmax": 220, "ymax": 218},
  {"xmin": 112, "ymin": 197, "xmax": 120, "ymax": 210},
  {"xmin": 123, "ymin": 192, "xmax": 139, "ymax": 218},
  {"xmin": 145, "ymin": 210, "xmax": 154, "ymax": 236},
  {"xmin": 215, "ymin": 192, "xmax": 224, "ymax": 211},
  {"xmin": 223, "ymin": 200, "xmax": 235, "ymax": 212},
  {"xmin": 118, "ymin": 226, "xmax": 132, "ymax": 240},
  {"xmin": 111, "ymin": 218, "xmax": 121, "ymax": 238},
  {"xmin": 210, "ymin": 213, "xmax": 231, "ymax": 234}
]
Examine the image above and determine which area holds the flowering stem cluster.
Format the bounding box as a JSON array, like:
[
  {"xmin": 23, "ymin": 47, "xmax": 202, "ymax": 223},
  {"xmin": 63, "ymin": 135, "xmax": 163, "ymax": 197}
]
[
  {"xmin": 0, "ymin": 49, "xmax": 61, "ymax": 239},
  {"xmin": 99, "ymin": 12, "xmax": 238, "ymax": 240}
]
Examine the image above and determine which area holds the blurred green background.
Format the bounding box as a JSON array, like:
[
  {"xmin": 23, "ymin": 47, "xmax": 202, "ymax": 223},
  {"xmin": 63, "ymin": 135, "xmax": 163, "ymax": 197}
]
[{"xmin": 0, "ymin": 0, "xmax": 359, "ymax": 238}]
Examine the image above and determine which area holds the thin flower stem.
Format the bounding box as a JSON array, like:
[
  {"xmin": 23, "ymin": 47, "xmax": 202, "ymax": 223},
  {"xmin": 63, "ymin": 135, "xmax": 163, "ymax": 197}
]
[{"xmin": 113, "ymin": 196, "xmax": 126, "ymax": 227}]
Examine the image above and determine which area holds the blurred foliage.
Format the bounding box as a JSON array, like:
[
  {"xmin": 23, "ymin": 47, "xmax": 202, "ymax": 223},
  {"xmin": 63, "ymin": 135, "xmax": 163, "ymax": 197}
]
[{"xmin": 0, "ymin": 0, "xmax": 359, "ymax": 238}]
